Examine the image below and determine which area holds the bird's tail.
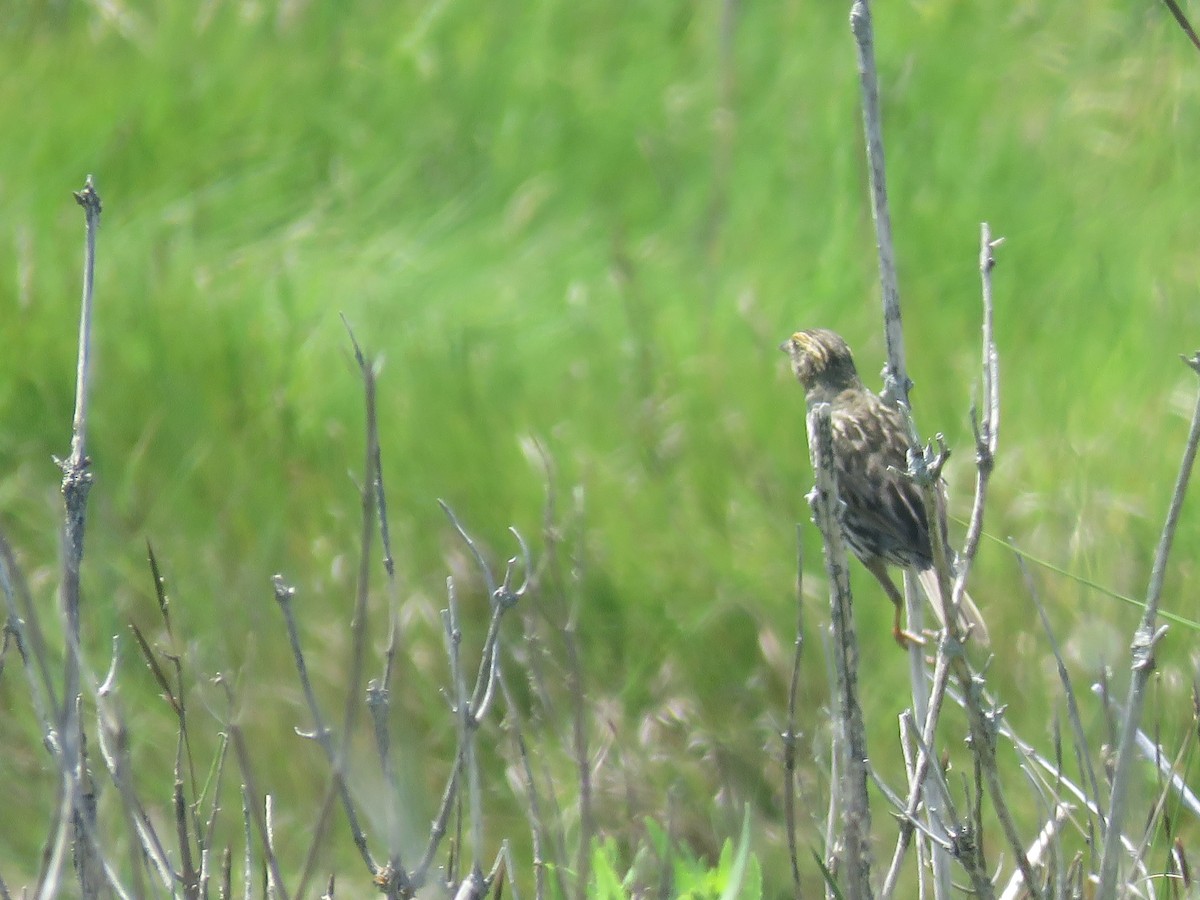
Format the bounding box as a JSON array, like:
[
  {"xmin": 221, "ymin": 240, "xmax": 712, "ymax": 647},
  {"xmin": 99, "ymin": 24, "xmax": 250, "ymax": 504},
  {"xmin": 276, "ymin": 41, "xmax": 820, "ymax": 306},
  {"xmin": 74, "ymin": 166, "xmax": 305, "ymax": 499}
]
[{"xmin": 916, "ymin": 568, "xmax": 990, "ymax": 647}]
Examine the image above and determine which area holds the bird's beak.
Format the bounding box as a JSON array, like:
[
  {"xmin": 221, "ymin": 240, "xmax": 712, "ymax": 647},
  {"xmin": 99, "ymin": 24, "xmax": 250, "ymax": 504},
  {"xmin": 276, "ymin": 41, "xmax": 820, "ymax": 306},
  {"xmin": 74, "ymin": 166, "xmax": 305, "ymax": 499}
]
[{"xmin": 779, "ymin": 340, "xmax": 790, "ymax": 353}]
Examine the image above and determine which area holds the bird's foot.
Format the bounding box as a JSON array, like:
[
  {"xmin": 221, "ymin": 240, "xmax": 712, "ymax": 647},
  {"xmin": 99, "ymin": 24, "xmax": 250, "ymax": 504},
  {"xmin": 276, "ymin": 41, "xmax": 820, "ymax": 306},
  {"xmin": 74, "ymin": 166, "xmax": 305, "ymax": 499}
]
[{"xmin": 892, "ymin": 627, "xmax": 927, "ymax": 649}]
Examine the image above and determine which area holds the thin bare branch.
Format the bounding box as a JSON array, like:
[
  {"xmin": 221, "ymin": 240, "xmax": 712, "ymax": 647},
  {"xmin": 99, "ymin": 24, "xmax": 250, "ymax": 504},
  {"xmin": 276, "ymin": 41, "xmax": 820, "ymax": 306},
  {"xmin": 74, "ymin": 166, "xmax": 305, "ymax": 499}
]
[
  {"xmin": 273, "ymin": 577, "xmax": 376, "ymax": 876},
  {"xmin": 1098, "ymin": 353, "xmax": 1200, "ymax": 898},
  {"xmin": 807, "ymin": 403, "xmax": 874, "ymax": 900},
  {"xmin": 849, "ymin": 0, "xmax": 907, "ymax": 405},
  {"xmin": 783, "ymin": 525, "xmax": 805, "ymax": 895},
  {"xmin": 220, "ymin": 678, "xmax": 291, "ymax": 900}
]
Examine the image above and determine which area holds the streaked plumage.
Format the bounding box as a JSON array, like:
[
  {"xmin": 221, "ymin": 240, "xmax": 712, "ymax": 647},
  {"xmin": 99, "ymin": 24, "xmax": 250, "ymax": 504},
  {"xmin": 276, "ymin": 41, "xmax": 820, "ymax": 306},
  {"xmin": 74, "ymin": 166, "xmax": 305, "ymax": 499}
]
[{"xmin": 781, "ymin": 328, "xmax": 989, "ymax": 647}]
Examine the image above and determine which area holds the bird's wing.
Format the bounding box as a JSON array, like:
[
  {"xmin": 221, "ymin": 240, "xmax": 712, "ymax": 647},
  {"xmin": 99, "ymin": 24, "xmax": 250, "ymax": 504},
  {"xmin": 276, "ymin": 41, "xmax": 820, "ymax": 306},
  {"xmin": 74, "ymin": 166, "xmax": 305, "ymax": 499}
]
[{"xmin": 829, "ymin": 400, "xmax": 931, "ymax": 567}]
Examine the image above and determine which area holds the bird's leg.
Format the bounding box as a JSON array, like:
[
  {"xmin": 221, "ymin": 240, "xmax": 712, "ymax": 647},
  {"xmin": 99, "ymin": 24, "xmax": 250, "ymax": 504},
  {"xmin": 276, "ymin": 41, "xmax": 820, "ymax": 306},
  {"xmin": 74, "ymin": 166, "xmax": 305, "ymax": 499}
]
[{"xmin": 863, "ymin": 558, "xmax": 924, "ymax": 648}]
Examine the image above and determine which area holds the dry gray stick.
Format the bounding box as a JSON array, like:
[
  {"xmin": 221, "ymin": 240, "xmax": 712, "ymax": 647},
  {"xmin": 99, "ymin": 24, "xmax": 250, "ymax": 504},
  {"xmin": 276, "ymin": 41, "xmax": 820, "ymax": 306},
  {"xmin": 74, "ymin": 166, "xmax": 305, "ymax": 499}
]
[
  {"xmin": 220, "ymin": 678, "xmax": 291, "ymax": 900},
  {"xmin": 60, "ymin": 175, "xmax": 100, "ymax": 699},
  {"xmin": 868, "ymin": 764, "xmax": 953, "ymax": 851},
  {"xmin": 882, "ymin": 225, "xmax": 1011, "ymax": 900},
  {"xmin": 444, "ymin": 578, "xmax": 485, "ymax": 890},
  {"xmin": 895, "ymin": 713, "xmax": 930, "ymax": 898},
  {"xmin": 1096, "ymin": 352, "xmax": 1200, "ymax": 898},
  {"xmin": 412, "ymin": 754, "xmax": 462, "ymax": 886},
  {"xmin": 265, "ymin": 794, "xmax": 279, "ymax": 900},
  {"xmin": 901, "ymin": 718, "xmax": 993, "ymax": 898},
  {"xmin": 849, "ymin": 1, "xmax": 907, "ymax": 404},
  {"xmin": 0, "ymin": 532, "xmax": 60, "ymax": 747},
  {"xmin": 847, "ymin": 6, "xmax": 958, "ymax": 888},
  {"xmin": 273, "ymin": 577, "xmax": 377, "ymax": 877},
  {"xmin": 340, "ymin": 344, "xmax": 384, "ymax": 863},
  {"xmin": 92, "ymin": 654, "xmax": 162, "ymax": 898},
  {"xmin": 997, "ymin": 805, "xmax": 1071, "ymax": 900},
  {"xmin": 820, "ymin": 627, "xmax": 843, "ymax": 898},
  {"xmin": 807, "ymin": 403, "xmax": 874, "ymax": 900},
  {"xmin": 412, "ymin": 515, "xmax": 527, "ymax": 893},
  {"xmin": 241, "ymin": 784, "xmax": 252, "ymax": 900},
  {"xmin": 879, "ymin": 631, "xmax": 955, "ymax": 899},
  {"xmin": 56, "ymin": 174, "xmax": 102, "ymax": 897},
  {"xmin": 1129, "ymin": 723, "xmax": 1195, "ymax": 870},
  {"xmin": 947, "ymin": 653, "xmax": 1039, "ymax": 898},
  {"xmin": 944, "ymin": 673, "xmax": 1163, "ymax": 895},
  {"xmin": 782, "ymin": 526, "xmax": 806, "ymax": 895},
  {"xmin": 200, "ymin": 732, "xmax": 232, "ymax": 892},
  {"xmin": 951, "ymin": 224, "xmax": 1003, "ymax": 612}
]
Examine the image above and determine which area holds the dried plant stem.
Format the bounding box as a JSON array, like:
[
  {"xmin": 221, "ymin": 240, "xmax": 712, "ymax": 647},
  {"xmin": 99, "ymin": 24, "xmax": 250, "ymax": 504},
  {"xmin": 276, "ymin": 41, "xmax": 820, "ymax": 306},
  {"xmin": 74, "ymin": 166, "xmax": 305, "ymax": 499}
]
[
  {"xmin": 997, "ymin": 805, "xmax": 1071, "ymax": 900},
  {"xmin": 783, "ymin": 526, "xmax": 805, "ymax": 895},
  {"xmin": 879, "ymin": 648, "xmax": 955, "ymax": 900},
  {"xmin": 807, "ymin": 403, "xmax": 874, "ymax": 900},
  {"xmin": 849, "ymin": 1, "xmax": 906, "ymax": 401},
  {"xmin": 56, "ymin": 175, "xmax": 102, "ymax": 896},
  {"xmin": 847, "ymin": 10, "xmax": 953, "ymax": 891},
  {"xmin": 954, "ymin": 224, "xmax": 1002, "ymax": 598},
  {"xmin": 274, "ymin": 577, "xmax": 376, "ymax": 877},
  {"xmin": 1097, "ymin": 353, "xmax": 1200, "ymax": 898},
  {"xmin": 444, "ymin": 580, "xmax": 484, "ymax": 884},
  {"xmin": 220, "ymin": 680, "xmax": 290, "ymax": 900}
]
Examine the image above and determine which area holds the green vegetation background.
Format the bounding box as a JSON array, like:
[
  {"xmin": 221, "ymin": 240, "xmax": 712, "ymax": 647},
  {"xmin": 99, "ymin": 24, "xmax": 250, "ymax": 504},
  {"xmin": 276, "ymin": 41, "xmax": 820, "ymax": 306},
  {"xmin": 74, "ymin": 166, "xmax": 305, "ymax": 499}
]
[{"xmin": 3, "ymin": 0, "xmax": 1200, "ymax": 894}]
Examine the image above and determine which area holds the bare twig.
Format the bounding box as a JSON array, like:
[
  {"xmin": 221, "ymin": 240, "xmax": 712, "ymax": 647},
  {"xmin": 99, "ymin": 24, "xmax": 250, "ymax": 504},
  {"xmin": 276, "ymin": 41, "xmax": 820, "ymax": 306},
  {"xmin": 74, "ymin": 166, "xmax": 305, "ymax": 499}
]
[
  {"xmin": 940, "ymin": 676, "xmax": 1158, "ymax": 890},
  {"xmin": 847, "ymin": 9, "xmax": 961, "ymax": 891},
  {"xmin": 0, "ymin": 531, "xmax": 60, "ymax": 760},
  {"xmin": 951, "ymin": 224, "xmax": 1003, "ymax": 616},
  {"xmin": 56, "ymin": 174, "xmax": 102, "ymax": 897},
  {"xmin": 807, "ymin": 403, "xmax": 874, "ymax": 900},
  {"xmin": 265, "ymin": 795, "xmax": 280, "ymax": 900},
  {"xmin": 997, "ymin": 804, "xmax": 1071, "ymax": 900},
  {"xmin": 1097, "ymin": 353, "xmax": 1200, "ymax": 898},
  {"xmin": 881, "ymin": 226, "xmax": 1012, "ymax": 900},
  {"xmin": 819, "ymin": 627, "xmax": 842, "ymax": 898},
  {"xmin": 413, "ymin": 515, "xmax": 527, "ymax": 893},
  {"xmin": 444, "ymin": 578, "xmax": 485, "ymax": 886},
  {"xmin": 273, "ymin": 577, "xmax": 376, "ymax": 876},
  {"xmin": 220, "ymin": 678, "xmax": 291, "ymax": 900},
  {"xmin": 879, "ymin": 637, "xmax": 955, "ymax": 898},
  {"xmin": 849, "ymin": 1, "xmax": 907, "ymax": 404},
  {"xmin": 366, "ymin": 679, "xmax": 403, "ymax": 871},
  {"xmin": 895, "ymin": 712, "xmax": 930, "ymax": 897},
  {"xmin": 339, "ymin": 337, "xmax": 384, "ymax": 867},
  {"xmin": 413, "ymin": 758, "xmax": 462, "ymax": 888},
  {"xmin": 868, "ymin": 763, "xmax": 954, "ymax": 851},
  {"xmin": 200, "ymin": 732, "xmax": 232, "ymax": 892},
  {"xmin": 783, "ymin": 525, "xmax": 805, "ymax": 895},
  {"xmin": 241, "ymin": 784, "xmax": 253, "ymax": 900}
]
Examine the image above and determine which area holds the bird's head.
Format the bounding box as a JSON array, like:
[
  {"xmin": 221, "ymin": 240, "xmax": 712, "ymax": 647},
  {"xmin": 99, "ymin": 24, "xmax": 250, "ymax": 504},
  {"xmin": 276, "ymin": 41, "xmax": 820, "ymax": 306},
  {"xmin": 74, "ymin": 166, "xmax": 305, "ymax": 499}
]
[{"xmin": 780, "ymin": 328, "xmax": 862, "ymax": 395}]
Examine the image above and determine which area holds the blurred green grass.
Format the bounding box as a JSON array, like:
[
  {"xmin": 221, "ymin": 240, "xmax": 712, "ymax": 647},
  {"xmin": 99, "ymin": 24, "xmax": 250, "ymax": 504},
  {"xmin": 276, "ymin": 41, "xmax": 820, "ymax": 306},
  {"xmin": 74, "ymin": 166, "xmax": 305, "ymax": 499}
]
[{"xmin": 3, "ymin": 0, "xmax": 1200, "ymax": 893}]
